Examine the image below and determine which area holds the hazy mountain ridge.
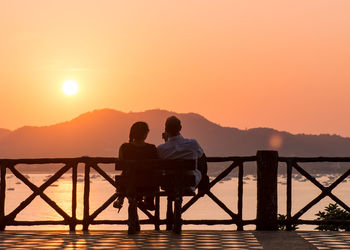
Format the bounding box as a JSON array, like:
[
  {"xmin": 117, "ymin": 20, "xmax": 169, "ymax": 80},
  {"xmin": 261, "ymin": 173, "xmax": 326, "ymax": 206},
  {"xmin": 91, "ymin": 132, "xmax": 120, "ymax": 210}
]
[
  {"xmin": 0, "ymin": 128, "xmax": 11, "ymax": 140},
  {"xmin": 1, "ymin": 109, "xmax": 350, "ymax": 162}
]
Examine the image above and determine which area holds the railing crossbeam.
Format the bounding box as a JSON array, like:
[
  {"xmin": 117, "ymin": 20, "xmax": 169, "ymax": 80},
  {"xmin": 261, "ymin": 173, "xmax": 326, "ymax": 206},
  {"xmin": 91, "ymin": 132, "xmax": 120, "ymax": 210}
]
[
  {"xmin": 7, "ymin": 164, "xmax": 71, "ymax": 222},
  {"xmin": 89, "ymin": 193, "xmax": 118, "ymax": 222},
  {"xmin": 138, "ymin": 204, "xmax": 156, "ymax": 221},
  {"xmin": 91, "ymin": 163, "xmax": 117, "ymax": 189},
  {"xmin": 293, "ymin": 162, "xmax": 324, "ymax": 189},
  {"xmin": 292, "ymin": 162, "xmax": 350, "ymax": 220},
  {"xmin": 207, "ymin": 191, "xmax": 239, "ymax": 221},
  {"xmin": 209, "ymin": 161, "xmax": 241, "ymax": 189},
  {"xmin": 181, "ymin": 161, "xmax": 240, "ymax": 214}
]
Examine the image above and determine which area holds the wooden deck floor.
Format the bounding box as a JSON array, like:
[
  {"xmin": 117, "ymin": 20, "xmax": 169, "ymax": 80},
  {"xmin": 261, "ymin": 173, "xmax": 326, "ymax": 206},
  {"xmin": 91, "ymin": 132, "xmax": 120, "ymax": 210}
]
[{"xmin": 0, "ymin": 230, "xmax": 349, "ymax": 249}]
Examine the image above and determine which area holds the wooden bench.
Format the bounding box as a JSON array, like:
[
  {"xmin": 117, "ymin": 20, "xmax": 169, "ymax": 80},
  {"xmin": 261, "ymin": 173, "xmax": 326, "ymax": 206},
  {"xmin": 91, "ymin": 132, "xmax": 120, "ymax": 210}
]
[{"xmin": 115, "ymin": 159, "xmax": 197, "ymax": 234}]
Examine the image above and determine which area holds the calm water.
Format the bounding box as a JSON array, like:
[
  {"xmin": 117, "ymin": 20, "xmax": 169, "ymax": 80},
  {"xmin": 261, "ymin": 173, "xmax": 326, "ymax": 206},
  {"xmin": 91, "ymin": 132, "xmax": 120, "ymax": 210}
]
[{"xmin": 4, "ymin": 172, "xmax": 349, "ymax": 231}]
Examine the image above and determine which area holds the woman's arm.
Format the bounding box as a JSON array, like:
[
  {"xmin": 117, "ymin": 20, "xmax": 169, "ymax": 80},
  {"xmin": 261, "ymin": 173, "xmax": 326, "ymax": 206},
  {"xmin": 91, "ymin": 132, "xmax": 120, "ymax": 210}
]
[{"xmin": 118, "ymin": 143, "xmax": 126, "ymax": 160}]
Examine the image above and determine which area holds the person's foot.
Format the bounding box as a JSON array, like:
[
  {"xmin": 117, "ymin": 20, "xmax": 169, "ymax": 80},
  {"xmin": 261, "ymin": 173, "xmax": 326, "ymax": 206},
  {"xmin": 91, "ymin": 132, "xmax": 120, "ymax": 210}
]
[{"xmin": 113, "ymin": 196, "xmax": 124, "ymax": 212}]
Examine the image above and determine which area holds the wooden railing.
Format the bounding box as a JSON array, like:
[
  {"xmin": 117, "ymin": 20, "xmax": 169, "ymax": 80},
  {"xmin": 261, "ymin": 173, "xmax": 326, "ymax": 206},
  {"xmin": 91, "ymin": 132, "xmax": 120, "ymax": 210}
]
[
  {"xmin": 182, "ymin": 156, "xmax": 256, "ymax": 230},
  {"xmin": 0, "ymin": 156, "xmax": 257, "ymax": 231},
  {"xmin": 278, "ymin": 156, "xmax": 350, "ymax": 230},
  {"xmin": 0, "ymin": 151, "xmax": 349, "ymax": 231}
]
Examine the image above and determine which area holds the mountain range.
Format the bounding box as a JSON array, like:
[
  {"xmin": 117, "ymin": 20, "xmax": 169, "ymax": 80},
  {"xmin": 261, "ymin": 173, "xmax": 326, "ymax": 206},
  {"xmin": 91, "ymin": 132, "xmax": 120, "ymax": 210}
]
[{"xmin": 1, "ymin": 109, "xmax": 349, "ymax": 173}]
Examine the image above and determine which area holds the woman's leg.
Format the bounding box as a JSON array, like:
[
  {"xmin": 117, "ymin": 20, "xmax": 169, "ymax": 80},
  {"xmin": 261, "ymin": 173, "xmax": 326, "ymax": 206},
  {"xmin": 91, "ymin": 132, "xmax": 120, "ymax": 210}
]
[{"xmin": 128, "ymin": 196, "xmax": 140, "ymax": 234}]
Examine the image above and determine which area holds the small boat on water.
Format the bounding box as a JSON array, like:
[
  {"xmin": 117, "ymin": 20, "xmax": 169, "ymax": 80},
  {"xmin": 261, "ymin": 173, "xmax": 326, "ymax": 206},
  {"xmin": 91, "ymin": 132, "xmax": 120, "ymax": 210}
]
[
  {"xmin": 42, "ymin": 175, "xmax": 52, "ymax": 182},
  {"xmin": 15, "ymin": 182, "xmax": 21, "ymax": 185},
  {"xmin": 7, "ymin": 188, "xmax": 15, "ymax": 191}
]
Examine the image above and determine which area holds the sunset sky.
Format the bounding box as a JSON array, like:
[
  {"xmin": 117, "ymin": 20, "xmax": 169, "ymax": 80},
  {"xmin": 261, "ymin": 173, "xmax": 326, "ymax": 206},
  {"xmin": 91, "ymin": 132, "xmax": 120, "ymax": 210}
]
[{"xmin": 1, "ymin": 1, "xmax": 350, "ymax": 136}]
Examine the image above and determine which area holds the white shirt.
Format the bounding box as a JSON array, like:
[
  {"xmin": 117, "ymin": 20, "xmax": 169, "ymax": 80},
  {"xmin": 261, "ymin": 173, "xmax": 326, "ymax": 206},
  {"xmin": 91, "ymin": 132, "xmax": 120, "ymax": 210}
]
[{"xmin": 157, "ymin": 135, "xmax": 204, "ymax": 189}]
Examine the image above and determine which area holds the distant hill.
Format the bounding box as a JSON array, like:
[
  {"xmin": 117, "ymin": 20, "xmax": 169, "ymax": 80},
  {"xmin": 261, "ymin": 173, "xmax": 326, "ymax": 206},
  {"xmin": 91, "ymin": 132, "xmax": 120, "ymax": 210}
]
[
  {"xmin": 0, "ymin": 128, "xmax": 11, "ymax": 140},
  {"xmin": 1, "ymin": 109, "xmax": 349, "ymax": 173}
]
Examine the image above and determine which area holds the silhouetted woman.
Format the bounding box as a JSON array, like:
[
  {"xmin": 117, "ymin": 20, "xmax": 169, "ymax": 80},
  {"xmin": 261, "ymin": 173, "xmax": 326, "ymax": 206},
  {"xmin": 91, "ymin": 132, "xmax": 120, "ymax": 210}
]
[{"xmin": 113, "ymin": 122, "xmax": 158, "ymax": 213}]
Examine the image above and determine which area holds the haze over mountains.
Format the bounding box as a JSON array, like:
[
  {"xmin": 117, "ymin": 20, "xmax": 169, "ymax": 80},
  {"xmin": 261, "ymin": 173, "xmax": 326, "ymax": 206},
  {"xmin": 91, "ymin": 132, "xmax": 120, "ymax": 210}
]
[
  {"xmin": 1, "ymin": 109, "xmax": 350, "ymax": 161},
  {"xmin": 0, "ymin": 128, "xmax": 11, "ymax": 140}
]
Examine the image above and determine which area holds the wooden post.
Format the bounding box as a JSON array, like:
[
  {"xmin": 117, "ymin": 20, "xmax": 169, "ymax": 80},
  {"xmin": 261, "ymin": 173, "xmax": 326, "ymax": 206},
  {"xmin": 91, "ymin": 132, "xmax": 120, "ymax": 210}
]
[
  {"xmin": 70, "ymin": 164, "xmax": 77, "ymax": 232},
  {"xmin": 0, "ymin": 163, "xmax": 6, "ymax": 231},
  {"xmin": 83, "ymin": 163, "xmax": 90, "ymax": 231},
  {"xmin": 286, "ymin": 160, "xmax": 292, "ymax": 230},
  {"xmin": 256, "ymin": 150, "xmax": 278, "ymax": 230},
  {"xmin": 237, "ymin": 161, "xmax": 244, "ymax": 231}
]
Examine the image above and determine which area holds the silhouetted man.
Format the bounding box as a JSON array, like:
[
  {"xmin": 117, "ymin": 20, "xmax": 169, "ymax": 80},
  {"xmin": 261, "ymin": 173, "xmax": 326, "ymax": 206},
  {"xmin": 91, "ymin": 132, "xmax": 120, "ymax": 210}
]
[{"xmin": 157, "ymin": 116, "xmax": 209, "ymax": 193}]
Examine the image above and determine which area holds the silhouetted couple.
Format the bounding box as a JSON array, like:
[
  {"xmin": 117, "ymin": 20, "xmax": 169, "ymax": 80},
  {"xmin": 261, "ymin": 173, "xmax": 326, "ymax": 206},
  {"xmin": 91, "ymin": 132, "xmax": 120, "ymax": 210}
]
[{"xmin": 113, "ymin": 116, "xmax": 209, "ymax": 212}]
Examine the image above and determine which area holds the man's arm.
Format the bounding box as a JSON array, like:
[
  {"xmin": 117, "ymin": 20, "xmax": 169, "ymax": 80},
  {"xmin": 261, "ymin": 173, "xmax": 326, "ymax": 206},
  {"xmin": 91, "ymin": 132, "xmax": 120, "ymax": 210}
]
[
  {"xmin": 197, "ymin": 153, "xmax": 209, "ymax": 194},
  {"xmin": 193, "ymin": 139, "xmax": 204, "ymax": 158}
]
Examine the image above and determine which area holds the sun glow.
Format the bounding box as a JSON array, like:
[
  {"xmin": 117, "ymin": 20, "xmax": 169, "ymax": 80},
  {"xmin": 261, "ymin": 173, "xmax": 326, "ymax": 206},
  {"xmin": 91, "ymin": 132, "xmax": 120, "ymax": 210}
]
[{"xmin": 62, "ymin": 80, "xmax": 79, "ymax": 96}]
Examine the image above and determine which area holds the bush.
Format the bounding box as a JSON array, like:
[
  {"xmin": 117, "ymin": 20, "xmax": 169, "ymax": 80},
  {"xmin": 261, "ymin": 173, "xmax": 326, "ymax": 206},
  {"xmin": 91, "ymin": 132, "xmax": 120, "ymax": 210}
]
[
  {"xmin": 315, "ymin": 203, "xmax": 350, "ymax": 231},
  {"xmin": 278, "ymin": 214, "xmax": 298, "ymax": 230}
]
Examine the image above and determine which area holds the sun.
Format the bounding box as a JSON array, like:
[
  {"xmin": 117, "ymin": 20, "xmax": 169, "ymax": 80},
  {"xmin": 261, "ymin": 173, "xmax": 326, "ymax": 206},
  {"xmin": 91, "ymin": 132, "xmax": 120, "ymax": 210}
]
[{"xmin": 62, "ymin": 80, "xmax": 78, "ymax": 96}]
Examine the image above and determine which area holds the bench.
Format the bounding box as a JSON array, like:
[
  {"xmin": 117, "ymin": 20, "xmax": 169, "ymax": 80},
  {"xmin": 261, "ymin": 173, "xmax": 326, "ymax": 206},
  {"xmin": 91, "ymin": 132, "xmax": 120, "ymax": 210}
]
[{"xmin": 115, "ymin": 159, "xmax": 197, "ymax": 234}]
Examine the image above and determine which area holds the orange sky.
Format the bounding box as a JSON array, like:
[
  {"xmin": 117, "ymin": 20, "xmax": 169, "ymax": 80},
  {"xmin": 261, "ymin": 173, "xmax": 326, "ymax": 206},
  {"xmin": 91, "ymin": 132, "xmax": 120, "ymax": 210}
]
[{"xmin": 1, "ymin": 1, "xmax": 350, "ymax": 136}]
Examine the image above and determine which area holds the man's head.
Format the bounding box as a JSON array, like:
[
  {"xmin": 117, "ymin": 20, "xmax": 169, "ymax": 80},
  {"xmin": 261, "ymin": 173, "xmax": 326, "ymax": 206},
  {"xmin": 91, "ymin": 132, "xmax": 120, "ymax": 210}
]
[{"xmin": 165, "ymin": 116, "xmax": 182, "ymax": 137}]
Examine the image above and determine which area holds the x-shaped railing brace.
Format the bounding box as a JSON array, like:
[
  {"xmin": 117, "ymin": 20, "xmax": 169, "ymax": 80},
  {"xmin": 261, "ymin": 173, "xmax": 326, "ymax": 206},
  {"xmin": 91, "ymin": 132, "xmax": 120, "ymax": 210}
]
[
  {"xmin": 291, "ymin": 162, "xmax": 350, "ymax": 221},
  {"xmin": 181, "ymin": 161, "xmax": 241, "ymax": 222},
  {"xmin": 88, "ymin": 163, "xmax": 156, "ymax": 223},
  {"xmin": 6, "ymin": 164, "xmax": 72, "ymax": 224}
]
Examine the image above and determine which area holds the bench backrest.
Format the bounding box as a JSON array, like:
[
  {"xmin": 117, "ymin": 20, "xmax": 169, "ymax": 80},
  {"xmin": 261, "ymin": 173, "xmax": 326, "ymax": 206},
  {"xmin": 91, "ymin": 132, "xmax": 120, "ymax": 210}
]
[
  {"xmin": 115, "ymin": 159, "xmax": 196, "ymax": 171},
  {"xmin": 115, "ymin": 159, "xmax": 197, "ymax": 194}
]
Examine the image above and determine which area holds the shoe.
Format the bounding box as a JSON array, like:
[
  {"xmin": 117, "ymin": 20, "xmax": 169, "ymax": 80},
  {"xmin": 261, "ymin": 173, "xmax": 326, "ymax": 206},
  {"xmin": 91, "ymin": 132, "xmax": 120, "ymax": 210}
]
[{"xmin": 113, "ymin": 196, "xmax": 124, "ymax": 212}]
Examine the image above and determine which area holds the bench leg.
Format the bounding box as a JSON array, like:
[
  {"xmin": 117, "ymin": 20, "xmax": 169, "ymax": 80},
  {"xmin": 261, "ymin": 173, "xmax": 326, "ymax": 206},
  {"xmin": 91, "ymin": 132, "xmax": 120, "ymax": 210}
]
[
  {"xmin": 0, "ymin": 217, "xmax": 6, "ymax": 231},
  {"xmin": 128, "ymin": 197, "xmax": 140, "ymax": 234},
  {"xmin": 166, "ymin": 197, "xmax": 173, "ymax": 230},
  {"xmin": 173, "ymin": 196, "xmax": 183, "ymax": 234},
  {"xmin": 154, "ymin": 195, "xmax": 160, "ymax": 231}
]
